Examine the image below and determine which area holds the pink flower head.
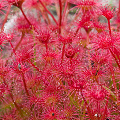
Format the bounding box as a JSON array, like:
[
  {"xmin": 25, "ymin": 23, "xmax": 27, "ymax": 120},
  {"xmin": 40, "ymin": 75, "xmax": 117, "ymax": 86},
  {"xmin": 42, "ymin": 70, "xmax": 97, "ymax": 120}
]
[
  {"xmin": 0, "ymin": 65, "xmax": 9, "ymax": 77},
  {"xmin": 36, "ymin": 29, "xmax": 51, "ymax": 44},
  {"xmin": 0, "ymin": 32, "xmax": 6, "ymax": 45},
  {"xmin": 42, "ymin": 51, "xmax": 57, "ymax": 63},
  {"xmin": 79, "ymin": 20, "xmax": 94, "ymax": 33},
  {"xmin": 24, "ymin": 0, "xmax": 39, "ymax": 9},
  {"xmin": 39, "ymin": 0, "xmax": 53, "ymax": 5},
  {"xmin": 65, "ymin": 46, "xmax": 75, "ymax": 58},
  {"xmin": 91, "ymin": 52, "xmax": 109, "ymax": 65},
  {"xmin": 93, "ymin": 32, "xmax": 114, "ymax": 49},
  {"xmin": 15, "ymin": 15, "xmax": 32, "ymax": 33},
  {"xmin": 16, "ymin": 46, "xmax": 34, "ymax": 62},
  {"xmin": 58, "ymin": 35, "xmax": 72, "ymax": 44},
  {"xmin": 41, "ymin": 93, "xmax": 60, "ymax": 107},
  {"xmin": 93, "ymin": 22, "xmax": 105, "ymax": 33},
  {"xmin": 24, "ymin": 0, "xmax": 53, "ymax": 9},
  {"xmin": 69, "ymin": 0, "xmax": 100, "ymax": 14},
  {"xmin": 69, "ymin": 79, "xmax": 86, "ymax": 91},
  {"xmin": 11, "ymin": 61, "xmax": 29, "ymax": 74},
  {"xmin": 7, "ymin": 0, "xmax": 25, "ymax": 8},
  {"xmin": 58, "ymin": 63, "xmax": 75, "ymax": 79},
  {"xmin": 42, "ymin": 106, "xmax": 60, "ymax": 120},
  {"xmin": 100, "ymin": 5, "xmax": 115, "ymax": 20},
  {"xmin": 89, "ymin": 85, "xmax": 107, "ymax": 101},
  {"xmin": 61, "ymin": 105, "xmax": 79, "ymax": 119},
  {"xmin": 0, "ymin": 32, "xmax": 12, "ymax": 46},
  {"xmin": 0, "ymin": 83, "xmax": 7, "ymax": 97}
]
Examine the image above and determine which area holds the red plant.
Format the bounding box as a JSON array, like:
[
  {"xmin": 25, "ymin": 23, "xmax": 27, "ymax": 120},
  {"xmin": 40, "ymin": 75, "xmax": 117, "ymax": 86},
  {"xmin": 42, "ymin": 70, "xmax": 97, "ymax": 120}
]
[{"xmin": 0, "ymin": 0, "xmax": 120, "ymax": 120}]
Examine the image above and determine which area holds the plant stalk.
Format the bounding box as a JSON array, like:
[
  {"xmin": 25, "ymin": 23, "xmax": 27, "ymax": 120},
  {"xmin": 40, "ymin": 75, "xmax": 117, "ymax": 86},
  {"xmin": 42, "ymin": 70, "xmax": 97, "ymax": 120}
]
[
  {"xmin": 108, "ymin": 19, "xmax": 111, "ymax": 37},
  {"xmin": 20, "ymin": 7, "xmax": 32, "ymax": 27},
  {"xmin": 39, "ymin": 0, "xmax": 58, "ymax": 25},
  {"xmin": 81, "ymin": 90, "xmax": 95, "ymax": 120},
  {"xmin": 1, "ymin": 5, "xmax": 11, "ymax": 31},
  {"xmin": 59, "ymin": 0, "xmax": 62, "ymax": 34},
  {"xmin": 21, "ymin": 73, "xmax": 30, "ymax": 96}
]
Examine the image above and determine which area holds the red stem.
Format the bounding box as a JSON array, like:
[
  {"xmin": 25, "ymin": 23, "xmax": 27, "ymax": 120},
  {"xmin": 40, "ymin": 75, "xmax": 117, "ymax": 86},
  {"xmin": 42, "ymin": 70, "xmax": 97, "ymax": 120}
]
[
  {"xmin": 108, "ymin": 19, "xmax": 111, "ymax": 37},
  {"xmin": 39, "ymin": 8, "xmax": 48, "ymax": 24},
  {"xmin": 110, "ymin": 65, "xmax": 118, "ymax": 102},
  {"xmin": 97, "ymin": 101, "xmax": 100, "ymax": 120},
  {"xmin": 111, "ymin": 47, "xmax": 120, "ymax": 63},
  {"xmin": 39, "ymin": 0, "xmax": 58, "ymax": 25},
  {"xmin": 10, "ymin": 32, "xmax": 25, "ymax": 57},
  {"xmin": 74, "ymin": 27, "xmax": 80, "ymax": 37},
  {"xmin": 9, "ymin": 91, "xmax": 23, "ymax": 117},
  {"xmin": 61, "ymin": 43, "xmax": 65, "ymax": 64},
  {"xmin": 109, "ymin": 48, "xmax": 120, "ymax": 69},
  {"xmin": 1, "ymin": 5, "xmax": 11, "ymax": 31},
  {"xmin": 62, "ymin": 0, "xmax": 68, "ymax": 22},
  {"xmin": 20, "ymin": 7, "xmax": 32, "ymax": 26},
  {"xmin": 81, "ymin": 90, "xmax": 95, "ymax": 120},
  {"xmin": 119, "ymin": 0, "xmax": 120, "ymax": 13},
  {"xmin": 9, "ymin": 40, "xmax": 16, "ymax": 56},
  {"xmin": 14, "ymin": 32, "xmax": 25, "ymax": 51},
  {"xmin": 21, "ymin": 72, "xmax": 30, "ymax": 96},
  {"xmin": 101, "ymin": 95, "xmax": 109, "ymax": 120},
  {"xmin": 45, "ymin": 43, "xmax": 48, "ymax": 52},
  {"xmin": 28, "ymin": 60, "xmax": 41, "ymax": 73},
  {"xmin": 2, "ymin": 77, "xmax": 23, "ymax": 117},
  {"xmin": 70, "ymin": 58, "xmax": 72, "ymax": 66},
  {"xmin": 59, "ymin": 0, "xmax": 62, "ymax": 34}
]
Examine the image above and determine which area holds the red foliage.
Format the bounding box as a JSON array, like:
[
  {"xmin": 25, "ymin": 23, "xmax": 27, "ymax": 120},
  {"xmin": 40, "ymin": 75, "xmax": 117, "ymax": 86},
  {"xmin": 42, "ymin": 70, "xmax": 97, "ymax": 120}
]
[{"xmin": 0, "ymin": 0, "xmax": 120, "ymax": 120}]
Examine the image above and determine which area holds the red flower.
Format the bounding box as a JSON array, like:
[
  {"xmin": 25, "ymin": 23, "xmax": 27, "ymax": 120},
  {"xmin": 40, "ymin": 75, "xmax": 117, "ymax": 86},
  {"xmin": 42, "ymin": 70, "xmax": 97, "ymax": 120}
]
[
  {"xmin": 58, "ymin": 35, "xmax": 72, "ymax": 44},
  {"xmin": 89, "ymin": 85, "xmax": 107, "ymax": 101},
  {"xmin": 15, "ymin": 16, "xmax": 32, "ymax": 33},
  {"xmin": 68, "ymin": 79, "xmax": 86, "ymax": 91},
  {"xmin": 16, "ymin": 45, "xmax": 34, "ymax": 63},
  {"xmin": 0, "ymin": 32, "xmax": 8, "ymax": 45},
  {"xmin": 93, "ymin": 32, "xmax": 116, "ymax": 49},
  {"xmin": 11, "ymin": 61, "xmax": 29, "ymax": 74},
  {"xmin": 7, "ymin": 0, "xmax": 25, "ymax": 8},
  {"xmin": 42, "ymin": 106, "xmax": 61, "ymax": 120},
  {"xmin": 100, "ymin": 5, "xmax": 115, "ymax": 20},
  {"xmin": 36, "ymin": 30, "xmax": 50, "ymax": 44},
  {"xmin": 0, "ymin": 83, "xmax": 7, "ymax": 97},
  {"xmin": 65, "ymin": 47, "xmax": 75, "ymax": 58},
  {"xmin": 69, "ymin": 0, "xmax": 100, "ymax": 14},
  {"xmin": 24, "ymin": 0, "xmax": 39, "ymax": 9}
]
